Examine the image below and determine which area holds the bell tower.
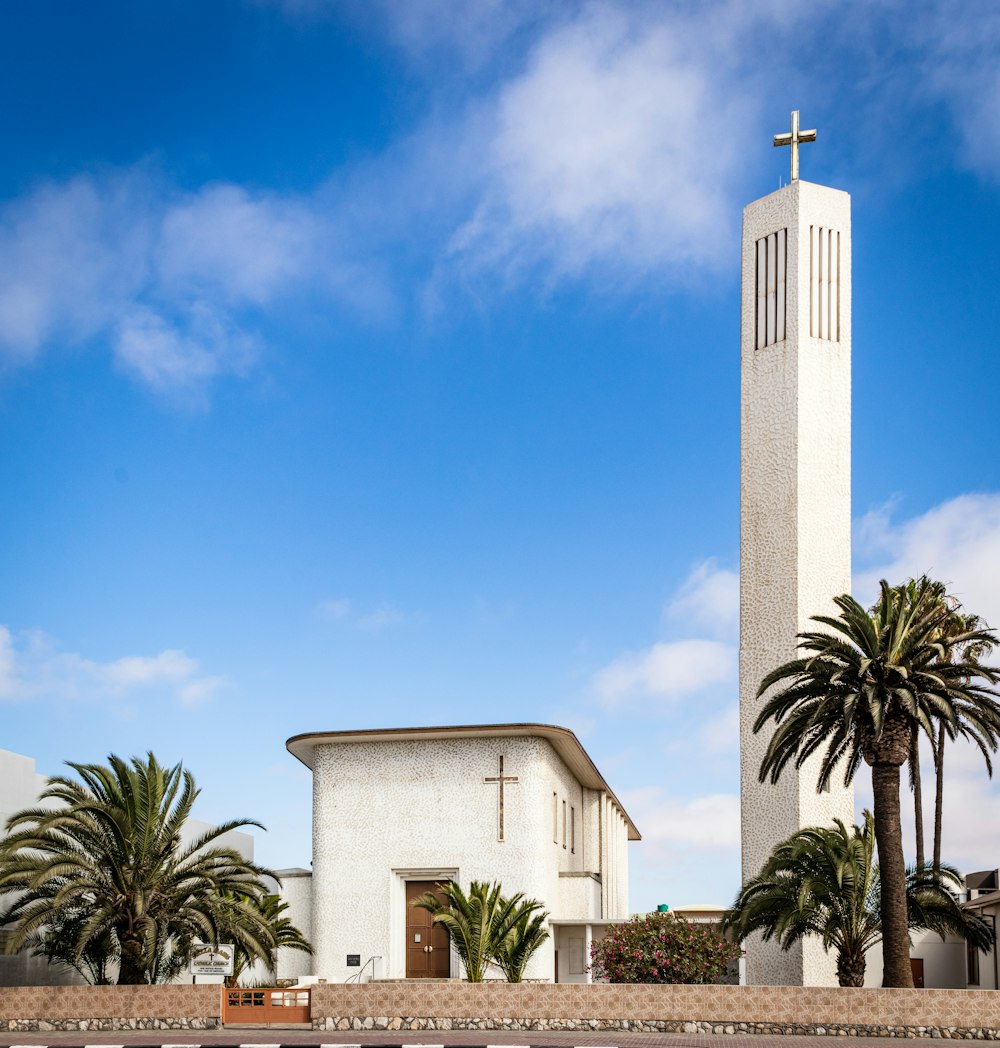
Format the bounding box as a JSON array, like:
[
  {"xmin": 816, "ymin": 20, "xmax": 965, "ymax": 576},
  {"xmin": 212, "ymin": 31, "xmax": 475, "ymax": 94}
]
[{"xmin": 738, "ymin": 112, "xmax": 855, "ymax": 986}]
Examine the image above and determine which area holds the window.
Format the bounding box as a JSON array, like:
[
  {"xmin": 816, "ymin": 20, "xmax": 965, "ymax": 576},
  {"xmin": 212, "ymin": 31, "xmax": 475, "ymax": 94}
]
[
  {"xmin": 552, "ymin": 793, "xmax": 558, "ymax": 844},
  {"xmin": 570, "ymin": 806, "xmax": 576, "ymax": 854},
  {"xmin": 967, "ymin": 938, "xmax": 980, "ymax": 985},
  {"xmin": 562, "ymin": 800, "xmax": 567, "ymax": 848}
]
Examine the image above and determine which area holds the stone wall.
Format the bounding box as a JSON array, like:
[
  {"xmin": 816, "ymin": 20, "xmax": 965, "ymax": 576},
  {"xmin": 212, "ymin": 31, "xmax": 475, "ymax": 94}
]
[
  {"xmin": 0, "ymin": 985, "xmax": 221, "ymax": 1032},
  {"xmin": 2, "ymin": 982, "xmax": 999, "ymax": 1038},
  {"xmin": 312, "ymin": 983, "xmax": 1000, "ymax": 1039}
]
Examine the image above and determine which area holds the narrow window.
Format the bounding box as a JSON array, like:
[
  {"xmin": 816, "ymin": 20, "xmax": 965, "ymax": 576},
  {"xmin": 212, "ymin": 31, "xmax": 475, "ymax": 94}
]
[
  {"xmin": 570, "ymin": 806, "xmax": 576, "ymax": 854},
  {"xmin": 967, "ymin": 939, "xmax": 980, "ymax": 985},
  {"xmin": 562, "ymin": 800, "xmax": 567, "ymax": 849},
  {"xmin": 553, "ymin": 793, "xmax": 558, "ymax": 844}
]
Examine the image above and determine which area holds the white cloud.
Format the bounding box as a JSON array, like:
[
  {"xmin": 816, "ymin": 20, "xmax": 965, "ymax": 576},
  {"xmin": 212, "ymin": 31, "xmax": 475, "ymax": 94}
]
[
  {"xmin": 318, "ymin": 598, "xmax": 352, "ymax": 620},
  {"xmin": 449, "ymin": 5, "xmax": 758, "ymax": 285},
  {"xmin": 366, "ymin": 0, "xmax": 548, "ymax": 71},
  {"xmin": 595, "ymin": 638, "xmax": 735, "ymax": 704},
  {"xmin": 902, "ymin": 4, "xmax": 1000, "ymax": 179},
  {"xmin": 317, "ymin": 597, "xmax": 405, "ymax": 631},
  {"xmin": 623, "ymin": 784, "xmax": 741, "ymax": 907},
  {"xmin": 636, "ymin": 790, "xmax": 741, "ymax": 851},
  {"xmin": 157, "ymin": 184, "xmax": 319, "ymax": 304},
  {"xmin": 0, "ymin": 625, "xmax": 225, "ymax": 707},
  {"xmin": 115, "ymin": 304, "xmax": 258, "ymax": 401},
  {"xmin": 665, "ymin": 559, "xmax": 739, "ymax": 636},
  {"xmin": 592, "ymin": 555, "xmax": 738, "ymax": 704},
  {"xmin": 0, "ymin": 173, "xmax": 152, "ymax": 362},
  {"xmin": 357, "ymin": 603, "xmax": 405, "ymax": 631},
  {"xmin": 698, "ymin": 702, "xmax": 740, "ymax": 756},
  {"xmin": 854, "ymin": 492, "xmax": 1000, "ymax": 628},
  {"xmin": 0, "ymin": 169, "xmax": 389, "ymax": 401}
]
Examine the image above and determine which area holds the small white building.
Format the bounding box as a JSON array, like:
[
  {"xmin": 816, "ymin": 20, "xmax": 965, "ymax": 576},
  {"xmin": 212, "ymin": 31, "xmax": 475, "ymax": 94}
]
[
  {"xmin": 859, "ymin": 869, "xmax": 1000, "ymax": 990},
  {"xmin": 283, "ymin": 723, "xmax": 639, "ymax": 983}
]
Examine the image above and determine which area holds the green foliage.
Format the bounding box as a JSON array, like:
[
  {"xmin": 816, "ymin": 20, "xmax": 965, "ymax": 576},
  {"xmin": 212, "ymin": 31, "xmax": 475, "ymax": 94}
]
[
  {"xmin": 589, "ymin": 911, "xmax": 740, "ymax": 984},
  {"xmin": 892, "ymin": 578, "xmax": 997, "ymax": 871},
  {"xmin": 756, "ymin": 578, "xmax": 1000, "ymax": 794},
  {"xmin": 0, "ymin": 752, "xmax": 282, "ymax": 984},
  {"xmin": 218, "ymin": 890, "xmax": 312, "ymax": 986},
  {"xmin": 492, "ymin": 902, "xmax": 550, "ymax": 983},
  {"xmin": 724, "ymin": 812, "xmax": 994, "ymax": 987},
  {"xmin": 753, "ymin": 577, "xmax": 1000, "ymax": 987},
  {"xmin": 410, "ymin": 880, "xmax": 548, "ymax": 982}
]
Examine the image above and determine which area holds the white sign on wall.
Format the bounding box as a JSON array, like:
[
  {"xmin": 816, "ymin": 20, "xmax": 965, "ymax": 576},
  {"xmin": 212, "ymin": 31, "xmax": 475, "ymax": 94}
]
[{"xmin": 190, "ymin": 944, "xmax": 235, "ymax": 977}]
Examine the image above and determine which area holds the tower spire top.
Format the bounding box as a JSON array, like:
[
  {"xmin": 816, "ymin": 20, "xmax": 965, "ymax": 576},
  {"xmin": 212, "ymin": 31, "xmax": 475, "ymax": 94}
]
[{"xmin": 773, "ymin": 110, "xmax": 816, "ymax": 182}]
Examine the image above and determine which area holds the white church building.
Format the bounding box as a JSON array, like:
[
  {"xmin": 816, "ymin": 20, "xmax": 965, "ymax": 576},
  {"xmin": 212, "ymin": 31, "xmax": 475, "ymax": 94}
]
[{"xmin": 280, "ymin": 723, "xmax": 639, "ymax": 983}]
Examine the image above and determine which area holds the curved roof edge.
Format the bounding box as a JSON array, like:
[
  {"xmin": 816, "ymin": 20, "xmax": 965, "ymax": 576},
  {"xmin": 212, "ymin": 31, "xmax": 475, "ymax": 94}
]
[{"xmin": 286, "ymin": 722, "xmax": 640, "ymax": 841}]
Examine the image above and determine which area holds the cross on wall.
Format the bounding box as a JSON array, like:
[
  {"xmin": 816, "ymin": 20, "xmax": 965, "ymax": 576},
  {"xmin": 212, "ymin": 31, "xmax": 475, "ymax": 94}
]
[{"xmin": 483, "ymin": 754, "xmax": 518, "ymax": 841}]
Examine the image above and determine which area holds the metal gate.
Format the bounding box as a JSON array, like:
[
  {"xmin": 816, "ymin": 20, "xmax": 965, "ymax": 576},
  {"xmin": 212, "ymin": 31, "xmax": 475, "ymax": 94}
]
[{"xmin": 222, "ymin": 987, "xmax": 311, "ymax": 1026}]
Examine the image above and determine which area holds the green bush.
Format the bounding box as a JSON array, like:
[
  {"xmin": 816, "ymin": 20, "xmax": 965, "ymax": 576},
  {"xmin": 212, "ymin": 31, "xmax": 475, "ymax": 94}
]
[{"xmin": 589, "ymin": 912, "xmax": 740, "ymax": 984}]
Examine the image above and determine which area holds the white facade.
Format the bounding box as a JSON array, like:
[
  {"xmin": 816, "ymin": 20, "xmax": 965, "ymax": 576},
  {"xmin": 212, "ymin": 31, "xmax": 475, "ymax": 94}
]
[
  {"xmin": 284, "ymin": 724, "xmax": 638, "ymax": 983},
  {"xmin": 0, "ymin": 748, "xmax": 79, "ymax": 987},
  {"xmin": 739, "ymin": 179, "xmax": 855, "ymax": 986},
  {"xmin": 863, "ymin": 871, "xmax": 1000, "ymax": 991}
]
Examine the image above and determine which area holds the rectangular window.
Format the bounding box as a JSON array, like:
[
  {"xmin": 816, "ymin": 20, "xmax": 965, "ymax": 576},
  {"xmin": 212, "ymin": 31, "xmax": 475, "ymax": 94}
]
[
  {"xmin": 553, "ymin": 793, "xmax": 558, "ymax": 844},
  {"xmin": 570, "ymin": 806, "xmax": 576, "ymax": 854},
  {"xmin": 809, "ymin": 225, "xmax": 841, "ymax": 341},
  {"xmin": 562, "ymin": 800, "xmax": 567, "ymax": 848},
  {"xmin": 968, "ymin": 939, "xmax": 980, "ymax": 985},
  {"xmin": 755, "ymin": 228, "xmax": 787, "ymax": 349}
]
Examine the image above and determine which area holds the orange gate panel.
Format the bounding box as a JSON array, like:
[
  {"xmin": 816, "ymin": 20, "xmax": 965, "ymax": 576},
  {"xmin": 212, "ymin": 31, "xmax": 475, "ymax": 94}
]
[{"xmin": 223, "ymin": 987, "xmax": 310, "ymax": 1026}]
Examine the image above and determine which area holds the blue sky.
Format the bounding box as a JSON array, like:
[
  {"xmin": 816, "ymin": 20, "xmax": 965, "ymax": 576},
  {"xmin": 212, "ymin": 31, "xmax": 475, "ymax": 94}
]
[{"xmin": 2, "ymin": 0, "xmax": 1000, "ymax": 912}]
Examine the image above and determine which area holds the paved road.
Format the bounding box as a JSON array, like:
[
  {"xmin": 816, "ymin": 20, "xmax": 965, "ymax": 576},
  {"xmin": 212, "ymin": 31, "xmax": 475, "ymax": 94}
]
[{"xmin": 0, "ymin": 1033, "xmax": 936, "ymax": 1048}]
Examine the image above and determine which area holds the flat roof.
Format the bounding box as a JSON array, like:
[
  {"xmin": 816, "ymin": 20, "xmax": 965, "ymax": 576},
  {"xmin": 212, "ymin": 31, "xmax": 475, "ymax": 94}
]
[{"xmin": 286, "ymin": 722, "xmax": 640, "ymax": 840}]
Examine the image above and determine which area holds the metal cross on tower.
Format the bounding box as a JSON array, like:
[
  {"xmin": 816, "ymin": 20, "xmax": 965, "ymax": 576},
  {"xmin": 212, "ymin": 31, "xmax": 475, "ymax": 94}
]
[
  {"xmin": 483, "ymin": 754, "xmax": 518, "ymax": 841},
  {"xmin": 773, "ymin": 110, "xmax": 817, "ymax": 182}
]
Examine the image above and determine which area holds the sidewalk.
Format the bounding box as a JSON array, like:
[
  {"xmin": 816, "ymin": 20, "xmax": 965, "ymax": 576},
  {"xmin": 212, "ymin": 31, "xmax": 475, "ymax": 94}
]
[{"xmin": 0, "ymin": 1031, "xmax": 928, "ymax": 1048}]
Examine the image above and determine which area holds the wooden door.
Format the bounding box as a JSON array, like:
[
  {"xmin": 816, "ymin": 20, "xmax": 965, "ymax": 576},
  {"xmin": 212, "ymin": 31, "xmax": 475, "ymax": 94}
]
[
  {"xmin": 406, "ymin": 881, "xmax": 451, "ymax": 978},
  {"xmin": 911, "ymin": 957, "xmax": 925, "ymax": 988}
]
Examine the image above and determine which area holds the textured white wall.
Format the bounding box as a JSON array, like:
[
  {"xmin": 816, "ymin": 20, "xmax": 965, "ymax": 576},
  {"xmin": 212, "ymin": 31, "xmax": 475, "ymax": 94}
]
[
  {"xmin": 274, "ymin": 869, "xmax": 314, "ymax": 982},
  {"xmin": 0, "ymin": 748, "xmax": 49, "ymax": 828},
  {"xmin": 739, "ymin": 180, "xmax": 855, "ymax": 986},
  {"xmin": 308, "ymin": 734, "xmax": 629, "ymax": 982}
]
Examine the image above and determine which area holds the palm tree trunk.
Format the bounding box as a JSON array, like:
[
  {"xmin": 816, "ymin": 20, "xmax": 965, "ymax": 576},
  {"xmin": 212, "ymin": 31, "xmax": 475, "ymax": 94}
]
[
  {"xmin": 871, "ymin": 761, "xmax": 914, "ymax": 987},
  {"xmin": 836, "ymin": 945, "xmax": 867, "ymax": 988},
  {"xmin": 911, "ymin": 732, "xmax": 924, "ymax": 870},
  {"xmin": 933, "ymin": 728, "xmax": 945, "ymax": 870}
]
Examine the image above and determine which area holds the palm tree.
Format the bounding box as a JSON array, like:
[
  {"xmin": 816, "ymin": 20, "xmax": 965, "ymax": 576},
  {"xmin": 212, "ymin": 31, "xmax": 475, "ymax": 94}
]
[
  {"xmin": 411, "ymin": 880, "xmax": 546, "ymax": 982},
  {"xmin": 754, "ymin": 578, "xmax": 1000, "ymax": 986},
  {"xmin": 219, "ymin": 891, "xmax": 312, "ymax": 986},
  {"xmin": 0, "ymin": 752, "xmax": 280, "ymax": 984},
  {"xmin": 891, "ymin": 579, "xmax": 996, "ymax": 872},
  {"xmin": 491, "ymin": 899, "xmax": 550, "ymax": 983},
  {"xmin": 724, "ymin": 813, "xmax": 993, "ymax": 986}
]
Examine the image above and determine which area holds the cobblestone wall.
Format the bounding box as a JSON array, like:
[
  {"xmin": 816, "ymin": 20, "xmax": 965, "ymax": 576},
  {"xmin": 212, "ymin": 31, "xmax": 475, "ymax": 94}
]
[
  {"xmin": 0, "ymin": 985, "xmax": 221, "ymax": 1031},
  {"xmin": 2, "ymin": 981, "xmax": 999, "ymax": 1038},
  {"xmin": 312, "ymin": 983, "xmax": 1000, "ymax": 1039}
]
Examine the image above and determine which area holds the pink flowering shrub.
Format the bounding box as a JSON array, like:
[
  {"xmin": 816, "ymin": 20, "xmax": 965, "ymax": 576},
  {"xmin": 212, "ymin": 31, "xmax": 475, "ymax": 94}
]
[{"xmin": 589, "ymin": 912, "xmax": 741, "ymax": 984}]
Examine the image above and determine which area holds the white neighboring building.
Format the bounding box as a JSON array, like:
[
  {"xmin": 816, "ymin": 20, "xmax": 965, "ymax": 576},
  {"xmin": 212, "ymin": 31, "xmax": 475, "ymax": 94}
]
[
  {"xmin": 0, "ymin": 748, "xmax": 77, "ymax": 987},
  {"xmin": 862, "ymin": 869, "xmax": 1000, "ymax": 991},
  {"xmin": 282, "ymin": 723, "xmax": 639, "ymax": 983}
]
